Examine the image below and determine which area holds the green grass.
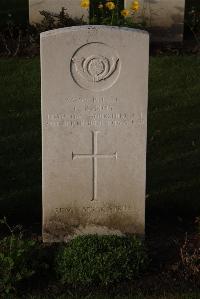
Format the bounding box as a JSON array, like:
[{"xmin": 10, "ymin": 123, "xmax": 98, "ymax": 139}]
[
  {"xmin": 0, "ymin": 56, "xmax": 200, "ymax": 226},
  {"xmin": 0, "ymin": 58, "xmax": 41, "ymax": 224},
  {"xmin": 147, "ymin": 56, "xmax": 200, "ymax": 221},
  {"xmin": 25, "ymin": 293, "xmax": 200, "ymax": 299}
]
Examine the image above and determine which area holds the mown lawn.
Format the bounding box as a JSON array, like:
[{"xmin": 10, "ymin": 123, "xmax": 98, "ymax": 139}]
[
  {"xmin": 0, "ymin": 55, "xmax": 200, "ymax": 298},
  {"xmin": 0, "ymin": 58, "xmax": 41, "ymax": 225},
  {"xmin": 25, "ymin": 293, "xmax": 200, "ymax": 299},
  {"xmin": 147, "ymin": 55, "xmax": 200, "ymax": 222},
  {"xmin": 0, "ymin": 56, "xmax": 200, "ymax": 226}
]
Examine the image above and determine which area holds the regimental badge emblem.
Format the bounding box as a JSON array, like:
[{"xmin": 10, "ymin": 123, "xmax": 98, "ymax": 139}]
[{"xmin": 70, "ymin": 42, "xmax": 121, "ymax": 92}]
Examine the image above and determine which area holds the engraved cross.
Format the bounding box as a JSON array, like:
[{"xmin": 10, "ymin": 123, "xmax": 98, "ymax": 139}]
[{"xmin": 72, "ymin": 131, "xmax": 117, "ymax": 201}]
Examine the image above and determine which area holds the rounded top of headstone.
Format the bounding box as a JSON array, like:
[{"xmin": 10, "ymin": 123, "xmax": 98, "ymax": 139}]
[{"xmin": 40, "ymin": 25, "xmax": 149, "ymax": 39}]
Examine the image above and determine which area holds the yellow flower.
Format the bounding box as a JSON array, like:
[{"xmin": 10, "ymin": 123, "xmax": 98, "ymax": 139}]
[
  {"xmin": 80, "ymin": 0, "xmax": 89, "ymax": 9},
  {"xmin": 121, "ymin": 9, "xmax": 130, "ymax": 17},
  {"xmin": 131, "ymin": 0, "xmax": 139, "ymax": 11},
  {"xmin": 98, "ymin": 3, "xmax": 103, "ymax": 9},
  {"xmin": 105, "ymin": 1, "xmax": 116, "ymax": 10}
]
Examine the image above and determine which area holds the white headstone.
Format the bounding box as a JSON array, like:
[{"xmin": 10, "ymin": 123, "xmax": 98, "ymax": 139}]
[
  {"xmin": 29, "ymin": 0, "xmax": 89, "ymax": 24},
  {"xmin": 41, "ymin": 26, "xmax": 149, "ymax": 242},
  {"xmin": 125, "ymin": 0, "xmax": 185, "ymax": 42}
]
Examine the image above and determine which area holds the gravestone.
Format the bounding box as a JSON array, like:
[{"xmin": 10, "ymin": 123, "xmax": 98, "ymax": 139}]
[
  {"xmin": 41, "ymin": 25, "xmax": 149, "ymax": 242},
  {"xmin": 125, "ymin": 0, "xmax": 185, "ymax": 42},
  {"xmin": 29, "ymin": 0, "xmax": 89, "ymax": 24}
]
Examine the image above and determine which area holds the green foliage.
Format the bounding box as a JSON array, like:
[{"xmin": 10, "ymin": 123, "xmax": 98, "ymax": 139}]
[
  {"xmin": 0, "ymin": 19, "xmax": 32, "ymax": 57},
  {"xmin": 171, "ymin": 218, "xmax": 200, "ymax": 287},
  {"xmin": 89, "ymin": 0, "xmax": 146, "ymax": 28},
  {"xmin": 90, "ymin": 0, "xmax": 123, "ymax": 26},
  {"xmin": 29, "ymin": 7, "xmax": 86, "ymax": 47},
  {"xmin": 55, "ymin": 235, "xmax": 148, "ymax": 287},
  {"xmin": 1, "ymin": 56, "xmax": 200, "ymax": 222},
  {"xmin": 179, "ymin": 217, "xmax": 200, "ymax": 287},
  {"xmin": 14, "ymin": 292, "xmax": 200, "ymax": 299},
  {"xmin": 0, "ymin": 7, "xmax": 85, "ymax": 57},
  {"xmin": 178, "ymin": 231, "xmax": 200, "ymax": 285},
  {"xmin": 0, "ymin": 217, "xmax": 43, "ymax": 295},
  {"xmin": 34, "ymin": 7, "xmax": 85, "ymax": 33},
  {"xmin": 33, "ymin": 3, "xmax": 146, "ymax": 33}
]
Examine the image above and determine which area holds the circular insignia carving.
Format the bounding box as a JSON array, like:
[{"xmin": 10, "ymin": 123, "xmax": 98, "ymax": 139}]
[{"xmin": 70, "ymin": 42, "xmax": 121, "ymax": 92}]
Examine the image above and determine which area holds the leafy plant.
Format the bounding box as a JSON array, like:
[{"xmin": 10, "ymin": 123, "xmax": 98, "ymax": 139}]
[
  {"xmin": 0, "ymin": 18, "xmax": 31, "ymax": 57},
  {"xmin": 34, "ymin": 7, "xmax": 85, "ymax": 33},
  {"xmin": 55, "ymin": 235, "xmax": 148, "ymax": 287},
  {"xmin": 171, "ymin": 220, "xmax": 200, "ymax": 287},
  {"xmin": 89, "ymin": 0, "xmax": 145, "ymax": 27},
  {"xmin": 0, "ymin": 217, "xmax": 42, "ymax": 295},
  {"xmin": 90, "ymin": 0, "xmax": 123, "ymax": 26},
  {"xmin": 179, "ymin": 233, "xmax": 200, "ymax": 285},
  {"xmin": 0, "ymin": 7, "xmax": 86, "ymax": 57},
  {"xmin": 29, "ymin": 7, "xmax": 86, "ymax": 47}
]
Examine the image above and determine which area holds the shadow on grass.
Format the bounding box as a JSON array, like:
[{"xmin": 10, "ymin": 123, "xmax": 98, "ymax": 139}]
[{"xmin": 0, "ymin": 56, "xmax": 200, "ymax": 230}]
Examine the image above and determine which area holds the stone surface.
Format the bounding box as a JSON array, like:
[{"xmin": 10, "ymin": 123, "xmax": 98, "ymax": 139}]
[
  {"xmin": 125, "ymin": 0, "xmax": 185, "ymax": 42},
  {"xmin": 41, "ymin": 26, "xmax": 149, "ymax": 242},
  {"xmin": 29, "ymin": 0, "xmax": 89, "ymax": 24}
]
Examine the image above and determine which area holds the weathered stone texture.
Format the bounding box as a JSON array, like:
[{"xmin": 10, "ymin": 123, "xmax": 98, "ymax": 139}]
[{"xmin": 41, "ymin": 26, "xmax": 149, "ymax": 242}]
